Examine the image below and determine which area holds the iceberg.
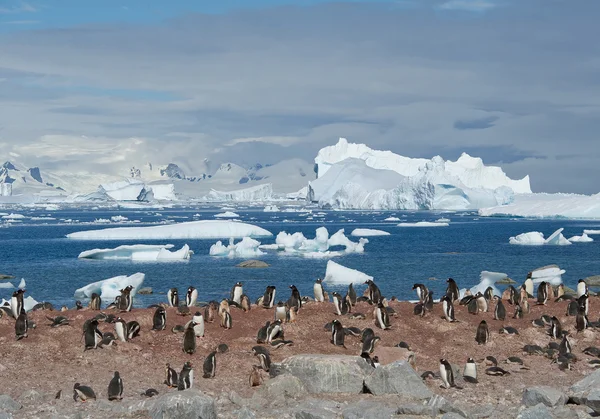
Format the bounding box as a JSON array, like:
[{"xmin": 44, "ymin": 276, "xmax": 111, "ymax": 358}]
[
  {"xmin": 1, "ymin": 295, "xmax": 42, "ymax": 312},
  {"xmin": 267, "ymin": 227, "xmax": 367, "ymax": 256},
  {"xmin": 205, "ymin": 184, "xmax": 273, "ymax": 201},
  {"xmin": 66, "ymin": 220, "xmax": 272, "ymax": 240},
  {"xmin": 397, "ymin": 222, "xmax": 449, "ymax": 227},
  {"xmin": 509, "ymin": 228, "xmax": 571, "ymax": 246},
  {"xmin": 568, "ymin": 233, "xmax": 593, "ymax": 243},
  {"xmin": 530, "ymin": 265, "xmax": 564, "ymax": 286},
  {"xmin": 479, "ymin": 193, "xmax": 600, "ymax": 219},
  {"xmin": 2, "ymin": 213, "xmax": 26, "ymax": 219},
  {"xmin": 78, "ymin": 244, "xmax": 192, "ymax": 261},
  {"xmin": 544, "ymin": 228, "xmax": 571, "ymax": 246},
  {"xmin": 214, "ymin": 211, "xmax": 240, "ymax": 218},
  {"xmin": 584, "ymin": 230, "xmax": 600, "ymax": 235},
  {"xmin": 74, "ymin": 272, "xmax": 145, "ymax": 300},
  {"xmin": 323, "ymin": 260, "xmax": 373, "ymax": 284},
  {"xmin": 383, "ymin": 217, "xmax": 400, "ymax": 221},
  {"xmin": 209, "ymin": 237, "xmax": 264, "ymax": 258},
  {"xmin": 466, "ymin": 271, "xmax": 503, "ymax": 297},
  {"xmin": 0, "ymin": 282, "xmax": 14, "ymax": 289},
  {"xmin": 350, "ymin": 228, "xmax": 390, "ymax": 237}
]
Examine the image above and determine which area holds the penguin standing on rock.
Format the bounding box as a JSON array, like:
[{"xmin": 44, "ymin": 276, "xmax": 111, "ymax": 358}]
[
  {"xmin": 314, "ymin": 279, "xmax": 325, "ymax": 303},
  {"xmin": 463, "ymin": 358, "xmax": 478, "ymax": 384},
  {"xmin": 10, "ymin": 289, "xmax": 25, "ymax": 320},
  {"xmin": 249, "ymin": 366, "xmax": 263, "ymax": 387},
  {"xmin": 375, "ymin": 302, "xmax": 391, "ymax": 330},
  {"xmin": 107, "ymin": 372, "xmax": 124, "ymax": 401},
  {"xmin": 440, "ymin": 294, "xmax": 456, "ymax": 322},
  {"xmin": 203, "ymin": 351, "xmax": 217, "ymax": 378},
  {"xmin": 167, "ymin": 288, "xmax": 179, "ymax": 307},
  {"xmin": 178, "ymin": 362, "xmax": 194, "ymax": 390},
  {"xmin": 84, "ymin": 319, "xmax": 103, "ymax": 350},
  {"xmin": 413, "ymin": 284, "xmax": 429, "ymax": 303},
  {"xmin": 164, "ymin": 363, "xmax": 178, "ymax": 388},
  {"xmin": 365, "ymin": 280, "xmax": 382, "ymax": 304},
  {"xmin": 186, "ymin": 286, "xmax": 198, "ymax": 308},
  {"xmin": 73, "ymin": 383, "xmax": 96, "ymax": 402},
  {"xmin": 439, "ymin": 359, "xmax": 457, "ymax": 389},
  {"xmin": 537, "ymin": 282, "xmax": 548, "ymax": 305},
  {"xmin": 15, "ymin": 308, "xmax": 28, "ymax": 340},
  {"xmin": 230, "ymin": 282, "xmax": 243, "ymax": 305},
  {"xmin": 288, "ymin": 285, "xmax": 302, "ymax": 312},
  {"xmin": 152, "ymin": 307, "xmax": 167, "ymax": 331},
  {"xmin": 332, "ymin": 292, "xmax": 343, "ymax": 316},
  {"xmin": 183, "ymin": 322, "xmax": 197, "ymax": 354},
  {"xmin": 192, "ymin": 312, "xmax": 204, "ymax": 337},
  {"xmin": 348, "ymin": 283, "xmax": 357, "ymax": 306},
  {"xmin": 275, "ymin": 302, "xmax": 287, "ymax": 322},
  {"xmin": 262, "ymin": 286, "xmax": 277, "ymax": 309},
  {"xmin": 549, "ymin": 316, "xmax": 563, "ymax": 339},
  {"xmin": 446, "ymin": 278, "xmax": 460, "ymax": 303},
  {"xmin": 578, "ymin": 279, "xmax": 589, "ymax": 298},
  {"xmin": 114, "ymin": 318, "xmax": 128, "ymax": 342},
  {"xmin": 252, "ymin": 346, "xmax": 272, "ymax": 372},
  {"xmin": 493, "ymin": 296, "xmax": 506, "ymax": 321},
  {"xmin": 118, "ymin": 286, "xmax": 133, "ymax": 312},
  {"xmin": 89, "ymin": 293, "xmax": 102, "ymax": 310}
]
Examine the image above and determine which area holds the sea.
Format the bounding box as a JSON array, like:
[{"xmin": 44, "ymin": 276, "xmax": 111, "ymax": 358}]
[{"xmin": 1, "ymin": 204, "xmax": 600, "ymax": 309}]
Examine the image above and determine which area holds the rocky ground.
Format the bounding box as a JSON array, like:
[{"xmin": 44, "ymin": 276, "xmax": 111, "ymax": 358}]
[{"xmin": 0, "ymin": 292, "xmax": 599, "ymax": 418}]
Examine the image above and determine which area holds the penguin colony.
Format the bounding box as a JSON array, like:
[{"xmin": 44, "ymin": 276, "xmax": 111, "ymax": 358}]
[{"xmin": 1, "ymin": 273, "xmax": 598, "ymax": 401}]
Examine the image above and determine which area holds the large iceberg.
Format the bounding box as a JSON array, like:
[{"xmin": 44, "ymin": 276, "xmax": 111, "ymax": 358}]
[
  {"xmin": 98, "ymin": 179, "xmax": 176, "ymax": 201},
  {"xmin": 479, "ymin": 193, "xmax": 600, "ymax": 219},
  {"xmin": 74, "ymin": 272, "xmax": 145, "ymax": 300},
  {"xmin": 509, "ymin": 228, "xmax": 571, "ymax": 246},
  {"xmin": 204, "ymin": 184, "xmax": 273, "ymax": 201},
  {"xmin": 66, "ymin": 220, "xmax": 273, "ymax": 240},
  {"xmin": 78, "ymin": 244, "xmax": 192, "ymax": 261},
  {"xmin": 209, "ymin": 237, "xmax": 264, "ymax": 258},
  {"xmin": 323, "ymin": 260, "xmax": 373, "ymax": 284}
]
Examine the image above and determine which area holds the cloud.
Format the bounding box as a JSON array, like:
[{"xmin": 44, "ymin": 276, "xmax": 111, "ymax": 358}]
[{"xmin": 0, "ymin": 2, "xmax": 38, "ymax": 14}]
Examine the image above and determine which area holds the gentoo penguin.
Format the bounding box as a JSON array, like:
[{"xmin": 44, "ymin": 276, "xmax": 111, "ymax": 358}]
[
  {"xmin": 524, "ymin": 273, "xmax": 534, "ymax": 297},
  {"xmin": 249, "ymin": 365, "xmax": 263, "ymax": 387},
  {"xmin": 267, "ymin": 320, "xmax": 283, "ymax": 343},
  {"xmin": 439, "ymin": 359, "xmax": 456, "ymax": 389},
  {"xmin": 141, "ymin": 389, "xmax": 159, "ymax": 398},
  {"xmin": 332, "ymin": 292, "xmax": 343, "ymax": 316},
  {"xmin": 252, "ymin": 346, "xmax": 272, "ymax": 372},
  {"xmin": 521, "ymin": 299, "xmax": 530, "ymax": 315},
  {"xmin": 73, "ymin": 383, "xmax": 96, "ymax": 402},
  {"xmin": 107, "ymin": 371, "xmax": 124, "ymax": 401},
  {"xmin": 15, "ymin": 308, "xmax": 28, "ymax": 340},
  {"xmin": 220, "ymin": 311, "xmax": 232, "ymax": 329},
  {"xmin": 84, "ymin": 319, "xmax": 103, "ymax": 350},
  {"xmin": 164, "ymin": 363, "xmax": 178, "ymax": 388},
  {"xmin": 240, "ymin": 295, "xmax": 251, "ymax": 312},
  {"xmin": 566, "ymin": 300, "xmax": 579, "ymax": 316},
  {"xmin": 314, "ymin": 279, "xmax": 325, "ymax": 303},
  {"xmin": 463, "ymin": 358, "xmax": 478, "ymax": 384},
  {"xmin": 114, "ymin": 317, "xmax": 128, "ymax": 342},
  {"xmin": 373, "ymin": 356, "xmax": 381, "ymax": 368},
  {"xmin": 440, "ymin": 294, "xmax": 456, "ymax": 322},
  {"xmin": 475, "ymin": 320, "xmax": 490, "ymax": 345},
  {"xmin": 347, "ymin": 283, "xmax": 357, "ymax": 306},
  {"xmin": 152, "ymin": 307, "xmax": 167, "ymax": 331},
  {"xmin": 506, "ymin": 286, "xmax": 518, "ymax": 305},
  {"xmin": 578, "ymin": 294, "xmax": 589, "ymax": 316},
  {"xmin": 177, "ymin": 304, "xmax": 190, "ymax": 316},
  {"xmin": 519, "ymin": 286, "xmax": 528, "ymax": 305},
  {"xmin": 577, "ymin": 279, "xmax": 588, "ymax": 298},
  {"xmin": 413, "ymin": 302, "xmax": 426, "ymax": 317},
  {"xmin": 424, "ymin": 291, "xmax": 434, "ymax": 312},
  {"xmin": 475, "ymin": 293, "xmax": 488, "ymax": 313},
  {"xmin": 467, "ymin": 298, "xmax": 479, "ymax": 315},
  {"xmin": 231, "ymin": 282, "xmax": 243, "ymax": 305},
  {"xmin": 262, "ymin": 286, "xmax": 276, "ymax": 309},
  {"xmin": 365, "ymin": 280, "xmax": 382, "ymax": 304},
  {"xmin": 167, "ymin": 288, "xmax": 179, "ymax": 307},
  {"xmin": 576, "ymin": 307, "xmax": 589, "ymax": 332},
  {"xmin": 513, "ymin": 304, "xmax": 523, "ymax": 319},
  {"xmin": 361, "ymin": 328, "xmax": 375, "ymax": 343},
  {"xmin": 275, "ymin": 301, "xmax": 287, "ymax": 322},
  {"xmin": 536, "ymin": 281, "xmax": 548, "ymax": 305},
  {"xmin": 205, "ymin": 301, "xmax": 218, "ymax": 323},
  {"xmin": 484, "ymin": 287, "xmax": 494, "ymax": 303},
  {"xmin": 413, "ymin": 284, "xmax": 429, "ymax": 303},
  {"xmin": 75, "ymin": 300, "xmax": 84, "ymax": 310},
  {"xmin": 559, "ymin": 335, "xmax": 572, "ymax": 355},
  {"xmin": 219, "ymin": 299, "xmax": 230, "ymax": 318},
  {"xmin": 118, "ymin": 286, "xmax": 133, "ymax": 312},
  {"xmin": 287, "ymin": 306, "xmax": 298, "ymax": 323},
  {"xmin": 89, "ymin": 293, "xmax": 102, "ymax": 310},
  {"xmin": 46, "ymin": 315, "xmax": 69, "ymax": 328},
  {"xmin": 186, "ymin": 286, "xmax": 198, "ymax": 308},
  {"xmin": 10, "ymin": 289, "xmax": 24, "ymax": 320},
  {"xmin": 178, "ymin": 362, "xmax": 194, "ymax": 390},
  {"xmin": 217, "ymin": 343, "xmax": 229, "ymax": 353},
  {"xmin": 288, "ymin": 285, "xmax": 302, "ymax": 312},
  {"xmin": 183, "ymin": 322, "xmax": 197, "ymax": 354},
  {"xmin": 493, "ymin": 296, "xmax": 506, "ymax": 321},
  {"xmin": 446, "ymin": 278, "xmax": 460, "ymax": 303},
  {"xmin": 203, "ymin": 351, "xmax": 217, "ymax": 378},
  {"xmin": 257, "ymin": 321, "xmax": 270, "ymax": 344},
  {"xmin": 192, "ymin": 312, "xmax": 204, "ymax": 337},
  {"xmin": 341, "ymin": 293, "xmax": 351, "ymax": 315},
  {"xmin": 499, "ymin": 326, "xmax": 519, "ymax": 335},
  {"xmin": 375, "ymin": 302, "xmax": 391, "ymax": 330},
  {"xmin": 127, "ymin": 320, "xmax": 140, "ymax": 339},
  {"xmin": 344, "ymin": 326, "xmax": 362, "ymax": 337},
  {"xmin": 549, "ymin": 316, "xmax": 562, "ymax": 339},
  {"xmin": 331, "ymin": 319, "xmax": 345, "ymax": 347},
  {"xmin": 361, "ymin": 335, "xmax": 380, "ymax": 355}
]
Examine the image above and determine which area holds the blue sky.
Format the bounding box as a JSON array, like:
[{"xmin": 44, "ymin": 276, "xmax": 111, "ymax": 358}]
[{"xmin": 1, "ymin": 0, "xmax": 599, "ymax": 193}]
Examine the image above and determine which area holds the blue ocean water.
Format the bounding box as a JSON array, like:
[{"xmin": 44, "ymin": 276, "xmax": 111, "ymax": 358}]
[{"xmin": 1, "ymin": 206, "xmax": 600, "ymax": 308}]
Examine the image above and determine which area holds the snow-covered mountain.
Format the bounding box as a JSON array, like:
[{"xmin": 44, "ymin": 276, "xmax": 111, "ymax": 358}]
[{"xmin": 0, "ymin": 161, "xmax": 67, "ymax": 197}]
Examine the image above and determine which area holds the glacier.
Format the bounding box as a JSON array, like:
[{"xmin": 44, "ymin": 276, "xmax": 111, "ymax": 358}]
[
  {"xmin": 509, "ymin": 228, "xmax": 571, "ymax": 246},
  {"xmin": 74, "ymin": 272, "xmax": 145, "ymax": 301},
  {"xmin": 479, "ymin": 193, "xmax": 600, "ymax": 219},
  {"xmin": 323, "ymin": 260, "xmax": 373, "ymax": 284},
  {"xmin": 209, "ymin": 237, "xmax": 264, "ymax": 258},
  {"xmin": 78, "ymin": 244, "xmax": 192, "ymax": 261},
  {"xmin": 66, "ymin": 220, "xmax": 273, "ymax": 240}
]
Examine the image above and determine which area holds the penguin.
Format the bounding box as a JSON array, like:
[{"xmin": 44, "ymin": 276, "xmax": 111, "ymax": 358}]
[
  {"xmin": 440, "ymin": 294, "xmax": 456, "ymax": 322},
  {"xmin": 262, "ymin": 286, "xmax": 276, "ymax": 309},
  {"xmin": 475, "ymin": 292, "xmax": 488, "ymax": 313},
  {"xmin": 203, "ymin": 351, "xmax": 217, "ymax": 378},
  {"xmin": 141, "ymin": 389, "xmax": 159, "ymax": 398},
  {"xmin": 484, "ymin": 287, "xmax": 494, "ymax": 303},
  {"xmin": 332, "ymin": 292, "xmax": 343, "ymax": 316},
  {"xmin": 499, "ymin": 326, "xmax": 519, "ymax": 335},
  {"xmin": 361, "ymin": 335, "xmax": 380, "ymax": 355},
  {"xmin": 412, "ymin": 284, "xmax": 429, "ymax": 303},
  {"xmin": 344, "ymin": 326, "xmax": 362, "ymax": 337},
  {"xmin": 287, "ymin": 306, "xmax": 298, "ymax": 323},
  {"xmin": 365, "ymin": 280, "xmax": 382, "ymax": 304},
  {"xmin": 205, "ymin": 301, "xmax": 217, "ymax": 323},
  {"xmin": 178, "ymin": 361, "xmax": 194, "ymax": 390},
  {"xmin": 424, "ymin": 291, "xmax": 434, "ymax": 312},
  {"xmin": 331, "ymin": 319, "xmax": 345, "ymax": 347},
  {"xmin": 493, "ymin": 296, "xmax": 506, "ymax": 321},
  {"xmin": 220, "ymin": 311, "xmax": 232, "ymax": 330},
  {"xmin": 183, "ymin": 322, "xmax": 197, "ymax": 354},
  {"xmin": 73, "ymin": 383, "xmax": 96, "ymax": 402},
  {"xmin": 217, "ymin": 343, "xmax": 229, "ymax": 353},
  {"xmin": 114, "ymin": 317, "xmax": 128, "ymax": 342},
  {"xmin": 536, "ymin": 281, "xmax": 548, "ymax": 305},
  {"xmin": 559, "ymin": 335, "xmax": 572, "ymax": 355},
  {"xmin": 89, "ymin": 293, "xmax": 102, "ymax": 310},
  {"xmin": 506, "ymin": 285, "xmax": 518, "ymax": 305},
  {"xmin": 126, "ymin": 320, "xmax": 140, "ymax": 339},
  {"xmin": 413, "ymin": 302, "xmax": 426, "ymax": 317},
  {"xmin": 10, "ymin": 289, "xmax": 24, "ymax": 320},
  {"xmin": 118, "ymin": 286, "xmax": 133, "ymax": 312},
  {"xmin": 373, "ymin": 355, "xmax": 381, "ymax": 368},
  {"xmin": 524, "ymin": 273, "xmax": 534, "ymax": 297},
  {"xmin": 567, "ymin": 300, "xmax": 579, "ymax": 316},
  {"xmin": 267, "ymin": 320, "xmax": 283, "ymax": 343},
  {"xmin": 249, "ymin": 365, "xmax": 263, "ymax": 387},
  {"xmin": 152, "ymin": 307, "xmax": 167, "ymax": 331},
  {"xmin": 15, "ymin": 308, "xmax": 28, "ymax": 340},
  {"xmin": 257, "ymin": 321, "xmax": 270, "ymax": 344},
  {"xmin": 347, "ymin": 283, "xmax": 357, "ymax": 306},
  {"xmin": 521, "ymin": 299, "xmax": 530, "ymax": 315},
  {"xmin": 463, "ymin": 358, "xmax": 478, "ymax": 384},
  {"xmin": 46, "ymin": 315, "xmax": 69, "ymax": 328},
  {"xmin": 375, "ymin": 302, "xmax": 391, "ymax": 330},
  {"xmin": 230, "ymin": 282, "xmax": 243, "ymax": 305},
  {"xmin": 252, "ymin": 346, "xmax": 272, "ymax": 372},
  {"xmin": 341, "ymin": 293, "xmax": 351, "ymax": 315},
  {"xmin": 275, "ymin": 301, "xmax": 287, "ymax": 322},
  {"xmin": 219, "ymin": 299, "xmax": 230, "ymax": 317},
  {"xmin": 164, "ymin": 363, "xmax": 178, "ymax": 387},
  {"xmin": 549, "ymin": 316, "xmax": 562, "ymax": 339},
  {"xmin": 186, "ymin": 286, "xmax": 198, "ymax": 308},
  {"xmin": 475, "ymin": 320, "xmax": 490, "ymax": 345},
  {"xmin": 167, "ymin": 288, "xmax": 179, "ymax": 307},
  {"xmin": 576, "ymin": 307, "xmax": 589, "ymax": 332},
  {"xmin": 75, "ymin": 300, "xmax": 84, "ymax": 310},
  {"xmin": 84, "ymin": 319, "xmax": 103, "ymax": 350},
  {"xmin": 314, "ymin": 279, "xmax": 325, "ymax": 303},
  {"xmin": 578, "ymin": 294, "xmax": 589, "ymax": 316},
  {"xmin": 288, "ymin": 285, "xmax": 302, "ymax": 312},
  {"xmin": 577, "ymin": 279, "xmax": 588, "ymax": 298},
  {"xmin": 513, "ymin": 304, "xmax": 523, "ymax": 319},
  {"xmin": 459, "ymin": 291, "xmax": 473, "ymax": 306},
  {"xmin": 107, "ymin": 371, "xmax": 124, "ymax": 401},
  {"xmin": 361, "ymin": 328, "xmax": 375, "ymax": 343},
  {"xmin": 446, "ymin": 278, "xmax": 460, "ymax": 303},
  {"xmin": 519, "ymin": 286, "xmax": 528, "ymax": 305},
  {"xmin": 467, "ymin": 298, "xmax": 479, "ymax": 315},
  {"xmin": 439, "ymin": 359, "xmax": 456, "ymax": 389},
  {"xmin": 240, "ymin": 295, "xmax": 251, "ymax": 312},
  {"xmin": 192, "ymin": 312, "xmax": 204, "ymax": 337}
]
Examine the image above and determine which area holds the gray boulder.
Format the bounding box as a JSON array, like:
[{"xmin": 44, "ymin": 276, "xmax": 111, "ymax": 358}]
[
  {"xmin": 0, "ymin": 395, "xmax": 21, "ymax": 412},
  {"xmin": 396, "ymin": 403, "xmax": 438, "ymax": 416},
  {"xmin": 257, "ymin": 375, "xmax": 306, "ymax": 400},
  {"xmin": 294, "ymin": 399, "xmax": 341, "ymax": 419},
  {"xmin": 585, "ymin": 388, "xmax": 600, "ymax": 414},
  {"xmin": 523, "ymin": 386, "xmax": 567, "ymax": 407},
  {"xmin": 342, "ymin": 401, "xmax": 396, "ymax": 419},
  {"xmin": 235, "ymin": 407, "xmax": 257, "ymax": 419},
  {"xmin": 138, "ymin": 287, "xmax": 153, "ymax": 294},
  {"xmin": 149, "ymin": 390, "xmax": 216, "ymax": 419},
  {"xmin": 571, "ymin": 369, "xmax": 600, "ymax": 394},
  {"xmin": 427, "ymin": 395, "xmax": 469, "ymax": 417},
  {"xmin": 271, "ymin": 355, "xmax": 371, "ymax": 394},
  {"xmin": 517, "ymin": 403, "xmax": 552, "ymax": 419},
  {"xmin": 18, "ymin": 390, "xmax": 43, "ymax": 404},
  {"xmin": 237, "ymin": 260, "xmax": 269, "ymax": 268},
  {"xmin": 363, "ymin": 360, "xmax": 432, "ymax": 399}
]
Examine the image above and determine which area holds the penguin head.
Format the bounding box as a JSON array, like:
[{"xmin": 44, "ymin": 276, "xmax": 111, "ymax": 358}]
[
  {"xmin": 316, "ymin": 278, "xmax": 322, "ymax": 284},
  {"xmin": 114, "ymin": 371, "xmax": 120, "ymax": 378},
  {"xmin": 74, "ymin": 383, "xmax": 80, "ymax": 389},
  {"xmin": 467, "ymin": 357, "xmax": 475, "ymax": 363}
]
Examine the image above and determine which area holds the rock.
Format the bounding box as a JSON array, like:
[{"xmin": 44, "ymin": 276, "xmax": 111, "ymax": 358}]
[
  {"xmin": 342, "ymin": 401, "xmax": 396, "ymax": 419},
  {"xmin": 517, "ymin": 403, "xmax": 552, "ymax": 419},
  {"xmin": 293, "ymin": 399, "xmax": 340, "ymax": 419},
  {"xmin": 149, "ymin": 390, "xmax": 216, "ymax": 419},
  {"xmin": 138, "ymin": 287, "xmax": 153, "ymax": 295},
  {"xmin": 469, "ymin": 404, "xmax": 496, "ymax": 418},
  {"xmin": 18, "ymin": 390, "xmax": 43, "ymax": 404},
  {"xmin": 442, "ymin": 414, "xmax": 466, "ymax": 419},
  {"xmin": 0, "ymin": 275, "xmax": 14, "ymax": 280},
  {"xmin": 523, "ymin": 386, "xmax": 567, "ymax": 407},
  {"xmin": 236, "ymin": 260, "xmax": 269, "ymax": 268},
  {"xmin": 271, "ymin": 355, "xmax": 371, "ymax": 394},
  {"xmin": 396, "ymin": 403, "xmax": 438, "ymax": 416},
  {"xmin": 584, "ymin": 275, "xmax": 600, "ymax": 286},
  {"xmin": 0, "ymin": 395, "xmax": 21, "ymax": 412},
  {"xmin": 235, "ymin": 407, "xmax": 257, "ymax": 419},
  {"xmin": 257, "ymin": 375, "xmax": 306, "ymax": 400},
  {"xmin": 571, "ymin": 369, "xmax": 600, "ymax": 394},
  {"xmin": 552, "ymin": 406, "xmax": 583, "ymax": 419},
  {"xmin": 427, "ymin": 395, "xmax": 469, "ymax": 417},
  {"xmin": 495, "ymin": 276, "xmax": 516, "ymax": 285},
  {"xmin": 363, "ymin": 360, "xmax": 432, "ymax": 399},
  {"xmin": 0, "ymin": 413, "xmax": 12, "ymax": 419},
  {"xmin": 585, "ymin": 388, "xmax": 600, "ymax": 414}
]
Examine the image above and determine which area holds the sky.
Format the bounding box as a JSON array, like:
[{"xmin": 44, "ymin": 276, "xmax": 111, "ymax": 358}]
[{"xmin": 0, "ymin": 0, "xmax": 599, "ymax": 193}]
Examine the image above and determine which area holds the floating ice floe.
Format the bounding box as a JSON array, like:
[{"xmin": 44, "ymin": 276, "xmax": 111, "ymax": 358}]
[
  {"xmin": 324, "ymin": 260, "xmax": 373, "ymax": 284},
  {"xmin": 568, "ymin": 233, "xmax": 594, "ymax": 243},
  {"xmin": 111, "ymin": 215, "xmax": 129, "ymax": 222},
  {"xmin": 584, "ymin": 229, "xmax": 600, "ymax": 235},
  {"xmin": 214, "ymin": 211, "xmax": 240, "ymax": 218},
  {"xmin": 94, "ymin": 218, "xmax": 112, "ymax": 224},
  {"xmin": 1, "ymin": 213, "xmax": 26, "ymax": 219},
  {"xmin": 384, "ymin": 217, "xmax": 400, "ymax": 222},
  {"xmin": 350, "ymin": 228, "xmax": 390, "ymax": 237},
  {"xmin": 209, "ymin": 237, "xmax": 264, "ymax": 258},
  {"xmin": 263, "ymin": 205, "xmax": 280, "ymax": 212},
  {"xmin": 530, "ymin": 265, "xmax": 564, "ymax": 285},
  {"xmin": 78, "ymin": 244, "xmax": 192, "ymax": 261},
  {"xmin": 74, "ymin": 272, "xmax": 145, "ymax": 300},
  {"xmin": 509, "ymin": 228, "xmax": 571, "ymax": 246},
  {"xmin": 45, "ymin": 204, "xmax": 60, "ymax": 211},
  {"xmin": 435, "ymin": 218, "xmax": 451, "ymax": 223},
  {"xmin": 397, "ymin": 221, "xmax": 449, "ymax": 227},
  {"xmin": 0, "ymin": 282, "xmax": 14, "ymax": 289},
  {"xmin": 66, "ymin": 220, "xmax": 272, "ymax": 240},
  {"xmin": 259, "ymin": 227, "xmax": 368, "ymax": 257}
]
